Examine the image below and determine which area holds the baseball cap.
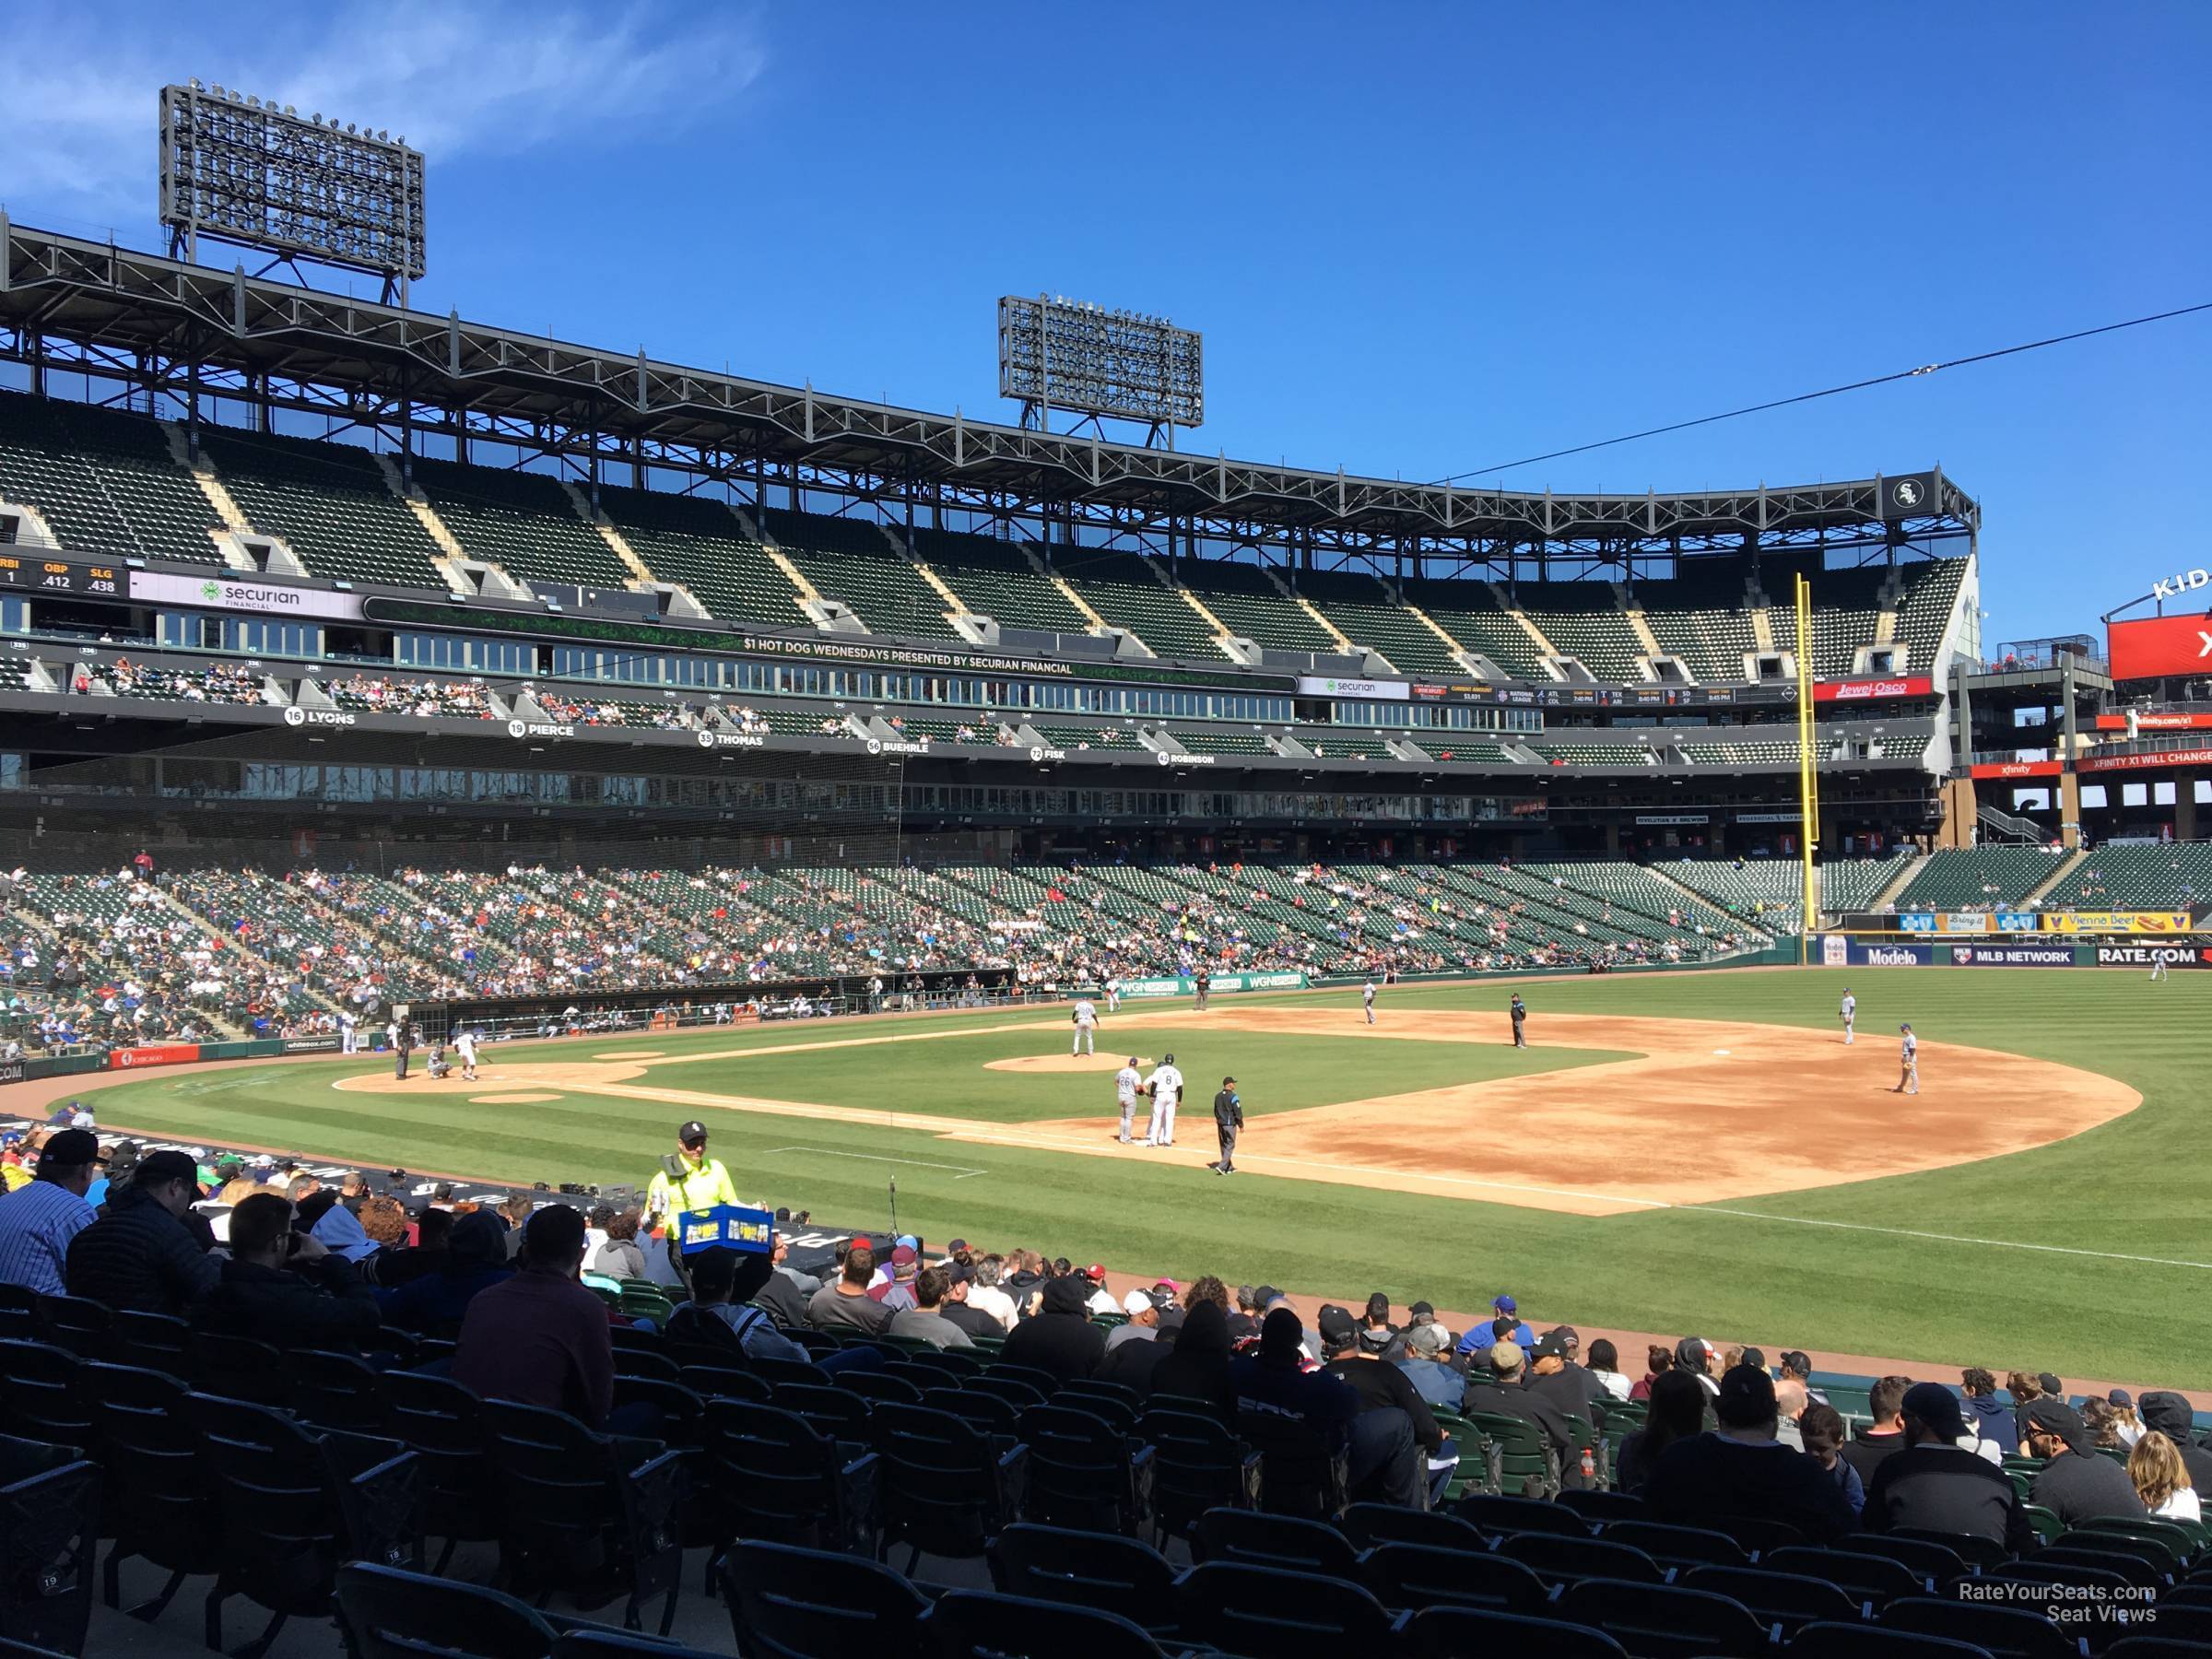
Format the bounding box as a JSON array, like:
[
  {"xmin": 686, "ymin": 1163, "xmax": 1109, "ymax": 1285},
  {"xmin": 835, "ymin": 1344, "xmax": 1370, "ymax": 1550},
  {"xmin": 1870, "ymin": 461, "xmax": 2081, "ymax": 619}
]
[
  {"xmin": 1531, "ymin": 1335, "xmax": 1567, "ymax": 1362},
  {"xmin": 1548, "ymin": 1324, "xmax": 1580, "ymax": 1349},
  {"xmin": 2037, "ymin": 1373, "xmax": 2064, "ymax": 1398},
  {"xmin": 1493, "ymin": 1293, "xmax": 1517, "ymax": 1313},
  {"xmin": 1408, "ymin": 1300, "xmax": 1436, "ymax": 1324},
  {"xmin": 1716, "ymin": 1364, "xmax": 1779, "ymax": 1428},
  {"xmin": 2108, "ymin": 1388, "xmax": 2134, "ymax": 1408},
  {"xmin": 2024, "ymin": 1397, "xmax": 2087, "ymax": 1450},
  {"xmin": 1162, "ymin": 1052, "xmax": 1175, "ymax": 1065},
  {"xmin": 1406, "ymin": 1323, "xmax": 1450, "ymax": 1358},
  {"xmin": 1153, "ymin": 1278, "xmax": 1180, "ymax": 1294},
  {"xmin": 945, "ymin": 1261, "xmax": 975, "ymax": 1285},
  {"xmin": 895, "ymin": 1234, "xmax": 919, "ymax": 1251},
  {"xmin": 677, "ymin": 1121, "xmax": 708, "ymax": 1145},
  {"xmin": 37, "ymin": 1129, "xmax": 105, "ymax": 1168},
  {"xmin": 889, "ymin": 1245, "xmax": 917, "ymax": 1268},
  {"xmin": 1122, "ymin": 1288, "xmax": 1157, "ymax": 1317},
  {"xmin": 1489, "ymin": 1340, "xmax": 1524, "ymax": 1375},
  {"xmin": 1739, "ymin": 1347, "xmax": 1766, "ymax": 1372},
  {"xmin": 1780, "ymin": 1350, "xmax": 1813, "ymax": 1375},
  {"xmin": 1900, "ymin": 1382, "xmax": 1967, "ymax": 1441},
  {"xmin": 1128, "ymin": 1056, "xmax": 1140, "ymax": 1066},
  {"xmin": 133, "ymin": 1148, "xmax": 202, "ymax": 1191},
  {"xmin": 1254, "ymin": 1286, "xmax": 1285, "ymax": 1308},
  {"xmin": 1315, "ymin": 1304, "xmax": 1359, "ymax": 1347},
  {"xmin": 946, "ymin": 1239, "xmax": 969, "ymax": 1253},
  {"xmin": 1365, "ymin": 1292, "xmax": 1392, "ymax": 1321},
  {"xmin": 1082, "ymin": 1264, "xmax": 1107, "ymax": 1282}
]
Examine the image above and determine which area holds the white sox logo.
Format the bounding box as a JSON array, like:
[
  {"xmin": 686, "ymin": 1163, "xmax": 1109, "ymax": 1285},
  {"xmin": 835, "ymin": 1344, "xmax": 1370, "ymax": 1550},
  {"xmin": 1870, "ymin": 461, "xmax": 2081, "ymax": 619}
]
[{"xmin": 1891, "ymin": 478, "xmax": 1923, "ymax": 509}]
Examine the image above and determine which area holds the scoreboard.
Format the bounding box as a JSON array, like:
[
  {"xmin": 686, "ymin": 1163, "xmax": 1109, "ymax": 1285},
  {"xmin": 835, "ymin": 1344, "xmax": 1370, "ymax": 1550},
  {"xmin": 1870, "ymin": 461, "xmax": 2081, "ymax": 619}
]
[{"xmin": 0, "ymin": 555, "xmax": 122, "ymax": 596}]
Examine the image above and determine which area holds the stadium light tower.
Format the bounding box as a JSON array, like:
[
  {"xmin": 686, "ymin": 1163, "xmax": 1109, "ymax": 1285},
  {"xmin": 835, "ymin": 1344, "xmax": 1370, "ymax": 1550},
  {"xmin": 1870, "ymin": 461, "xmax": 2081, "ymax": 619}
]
[
  {"xmin": 159, "ymin": 81, "xmax": 427, "ymax": 305},
  {"xmin": 998, "ymin": 293, "xmax": 1203, "ymax": 449}
]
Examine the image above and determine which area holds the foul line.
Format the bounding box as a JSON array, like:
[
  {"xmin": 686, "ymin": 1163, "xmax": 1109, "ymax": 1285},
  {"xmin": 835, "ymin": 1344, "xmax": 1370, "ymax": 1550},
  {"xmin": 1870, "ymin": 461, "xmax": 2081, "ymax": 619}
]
[
  {"xmin": 766, "ymin": 1145, "xmax": 988, "ymax": 1180},
  {"xmin": 1675, "ymin": 1204, "xmax": 2212, "ymax": 1272}
]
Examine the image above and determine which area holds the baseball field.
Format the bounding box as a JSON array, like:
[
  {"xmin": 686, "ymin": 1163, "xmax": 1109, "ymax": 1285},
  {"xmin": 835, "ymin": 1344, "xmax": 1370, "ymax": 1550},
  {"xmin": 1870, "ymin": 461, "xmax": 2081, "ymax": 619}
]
[{"xmin": 56, "ymin": 965, "xmax": 2212, "ymax": 1386}]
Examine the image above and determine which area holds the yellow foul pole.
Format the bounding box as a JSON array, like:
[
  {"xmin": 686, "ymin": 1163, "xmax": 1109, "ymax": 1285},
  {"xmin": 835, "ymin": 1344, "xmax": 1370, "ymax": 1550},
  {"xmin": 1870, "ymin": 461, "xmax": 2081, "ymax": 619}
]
[{"xmin": 1795, "ymin": 573, "xmax": 1820, "ymax": 963}]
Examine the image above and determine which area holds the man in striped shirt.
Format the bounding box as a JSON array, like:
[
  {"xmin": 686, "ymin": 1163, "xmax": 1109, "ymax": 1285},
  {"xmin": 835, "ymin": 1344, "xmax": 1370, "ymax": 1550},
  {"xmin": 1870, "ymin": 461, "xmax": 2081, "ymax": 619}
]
[{"xmin": 0, "ymin": 1129, "xmax": 103, "ymax": 1297}]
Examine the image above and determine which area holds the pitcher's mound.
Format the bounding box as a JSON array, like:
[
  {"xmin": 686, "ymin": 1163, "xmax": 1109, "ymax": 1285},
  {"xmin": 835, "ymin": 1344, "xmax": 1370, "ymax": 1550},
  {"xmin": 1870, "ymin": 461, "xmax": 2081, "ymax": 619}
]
[{"xmin": 986, "ymin": 1053, "xmax": 1151, "ymax": 1075}]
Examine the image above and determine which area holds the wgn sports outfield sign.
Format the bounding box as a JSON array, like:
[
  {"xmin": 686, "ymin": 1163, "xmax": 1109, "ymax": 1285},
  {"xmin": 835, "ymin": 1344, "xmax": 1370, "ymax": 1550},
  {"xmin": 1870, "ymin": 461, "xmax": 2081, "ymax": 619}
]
[{"xmin": 1116, "ymin": 971, "xmax": 1309, "ymax": 999}]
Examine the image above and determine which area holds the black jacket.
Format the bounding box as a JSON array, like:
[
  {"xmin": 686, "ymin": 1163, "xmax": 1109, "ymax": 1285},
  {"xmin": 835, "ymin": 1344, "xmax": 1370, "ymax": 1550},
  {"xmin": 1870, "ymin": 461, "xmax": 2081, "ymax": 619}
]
[
  {"xmin": 1865, "ymin": 1441, "xmax": 2035, "ymax": 1553},
  {"xmin": 201, "ymin": 1255, "xmax": 382, "ymax": 1347},
  {"xmin": 1646, "ymin": 1431, "xmax": 1857, "ymax": 1544},
  {"xmin": 999, "ymin": 1281, "xmax": 1105, "ymax": 1384},
  {"xmin": 1324, "ymin": 1356, "xmax": 1443, "ymax": 1453},
  {"xmin": 2141, "ymin": 1392, "xmax": 2212, "ymax": 1496},
  {"xmin": 1461, "ymin": 1375, "xmax": 1574, "ymax": 1455},
  {"xmin": 65, "ymin": 1185, "xmax": 220, "ymax": 1316},
  {"xmin": 2030, "ymin": 1448, "xmax": 2148, "ymax": 1527}
]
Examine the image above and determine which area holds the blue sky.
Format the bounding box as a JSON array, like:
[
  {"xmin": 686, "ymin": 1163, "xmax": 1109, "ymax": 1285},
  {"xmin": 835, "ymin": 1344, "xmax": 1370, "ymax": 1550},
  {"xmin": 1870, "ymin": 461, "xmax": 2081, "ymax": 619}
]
[{"xmin": 2, "ymin": 2, "xmax": 2206, "ymax": 641}]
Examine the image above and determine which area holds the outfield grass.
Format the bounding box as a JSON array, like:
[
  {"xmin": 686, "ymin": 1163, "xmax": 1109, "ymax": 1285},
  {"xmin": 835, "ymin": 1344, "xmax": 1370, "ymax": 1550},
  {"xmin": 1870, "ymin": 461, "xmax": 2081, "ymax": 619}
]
[{"xmin": 85, "ymin": 967, "xmax": 2212, "ymax": 1386}]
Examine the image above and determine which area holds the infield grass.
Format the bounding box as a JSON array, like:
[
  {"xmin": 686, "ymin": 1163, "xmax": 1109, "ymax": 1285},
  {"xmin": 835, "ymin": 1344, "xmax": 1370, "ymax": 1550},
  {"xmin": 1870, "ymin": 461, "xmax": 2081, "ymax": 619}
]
[{"xmin": 82, "ymin": 966, "xmax": 2212, "ymax": 1386}]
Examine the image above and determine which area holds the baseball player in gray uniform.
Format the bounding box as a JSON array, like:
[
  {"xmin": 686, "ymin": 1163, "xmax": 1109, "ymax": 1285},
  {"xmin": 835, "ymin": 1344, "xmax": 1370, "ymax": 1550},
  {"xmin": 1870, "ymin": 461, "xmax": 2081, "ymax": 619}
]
[
  {"xmin": 1363, "ymin": 977, "xmax": 1377, "ymax": 1025},
  {"xmin": 1114, "ymin": 1057, "xmax": 1143, "ymax": 1143},
  {"xmin": 1839, "ymin": 988, "xmax": 1856, "ymax": 1045},
  {"xmin": 1892, "ymin": 1023, "xmax": 1920, "ymax": 1095},
  {"xmin": 1070, "ymin": 995, "xmax": 1099, "ymax": 1056}
]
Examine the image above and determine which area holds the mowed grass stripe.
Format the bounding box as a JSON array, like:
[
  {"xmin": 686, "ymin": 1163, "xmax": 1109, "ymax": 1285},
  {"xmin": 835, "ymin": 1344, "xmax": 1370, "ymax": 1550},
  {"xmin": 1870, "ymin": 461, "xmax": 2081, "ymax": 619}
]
[{"xmin": 86, "ymin": 968, "xmax": 2212, "ymax": 1385}]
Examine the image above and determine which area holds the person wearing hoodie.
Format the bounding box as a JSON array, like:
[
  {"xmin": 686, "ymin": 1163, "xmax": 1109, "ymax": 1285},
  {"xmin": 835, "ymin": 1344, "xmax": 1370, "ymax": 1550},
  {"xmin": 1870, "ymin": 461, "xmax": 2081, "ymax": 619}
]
[
  {"xmin": 312, "ymin": 1200, "xmax": 383, "ymax": 1269},
  {"xmin": 377, "ymin": 1210, "xmax": 516, "ymax": 1333},
  {"xmin": 2140, "ymin": 1392, "xmax": 2212, "ymax": 1496},
  {"xmin": 998, "ymin": 1273, "xmax": 1105, "ymax": 1383},
  {"xmin": 1151, "ymin": 1300, "xmax": 1236, "ymax": 1424},
  {"xmin": 1959, "ymin": 1369, "xmax": 2018, "ymax": 1455}
]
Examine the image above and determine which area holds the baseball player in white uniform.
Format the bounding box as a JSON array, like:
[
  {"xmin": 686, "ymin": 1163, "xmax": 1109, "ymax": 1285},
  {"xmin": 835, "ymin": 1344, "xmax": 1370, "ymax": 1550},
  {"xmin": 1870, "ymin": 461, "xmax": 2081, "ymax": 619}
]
[
  {"xmin": 1105, "ymin": 975, "xmax": 1122, "ymax": 1013},
  {"xmin": 1363, "ymin": 977, "xmax": 1378, "ymax": 1025},
  {"xmin": 339, "ymin": 1010, "xmax": 358, "ymax": 1053},
  {"xmin": 2150, "ymin": 953, "xmax": 2170, "ymax": 983},
  {"xmin": 457, "ymin": 1027, "xmax": 479, "ymax": 1082},
  {"xmin": 1146, "ymin": 1053, "xmax": 1184, "ymax": 1147},
  {"xmin": 1892, "ymin": 1023, "xmax": 1920, "ymax": 1095},
  {"xmin": 1070, "ymin": 995, "xmax": 1099, "ymax": 1056},
  {"xmin": 1839, "ymin": 988, "xmax": 1856, "ymax": 1045},
  {"xmin": 1114, "ymin": 1056, "xmax": 1143, "ymax": 1142}
]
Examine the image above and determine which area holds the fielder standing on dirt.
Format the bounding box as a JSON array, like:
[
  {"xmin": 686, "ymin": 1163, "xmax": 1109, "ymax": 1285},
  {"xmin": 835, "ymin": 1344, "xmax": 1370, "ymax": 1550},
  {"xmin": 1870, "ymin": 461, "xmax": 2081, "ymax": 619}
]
[
  {"xmin": 1510, "ymin": 993, "xmax": 1527, "ymax": 1049},
  {"xmin": 1892, "ymin": 1024, "xmax": 1920, "ymax": 1096},
  {"xmin": 1840, "ymin": 987, "xmax": 1856, "ymax": 1045},
  {"xmin": 1210, "ymin": 1076, "xmax": 1244, "ymax": 1175},
  {"xmin": 1114, "ymin": 1056, "xmax": 1144, "ymax": 1142}
]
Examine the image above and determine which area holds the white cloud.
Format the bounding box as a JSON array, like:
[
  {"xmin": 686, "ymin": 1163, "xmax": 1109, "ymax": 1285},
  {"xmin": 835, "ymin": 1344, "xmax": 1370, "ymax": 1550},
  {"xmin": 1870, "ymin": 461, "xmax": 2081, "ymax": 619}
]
[{"xmin": 0, "ymin": 1, "xmax": 766, "ymax": 230}]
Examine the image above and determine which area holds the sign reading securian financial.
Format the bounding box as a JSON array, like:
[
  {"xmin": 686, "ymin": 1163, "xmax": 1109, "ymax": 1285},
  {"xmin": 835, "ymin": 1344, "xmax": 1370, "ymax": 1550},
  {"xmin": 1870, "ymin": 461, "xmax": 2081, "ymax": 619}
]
[{"xmin": 132, "ymin": 570, "xmax": 365, "ymax": 620}]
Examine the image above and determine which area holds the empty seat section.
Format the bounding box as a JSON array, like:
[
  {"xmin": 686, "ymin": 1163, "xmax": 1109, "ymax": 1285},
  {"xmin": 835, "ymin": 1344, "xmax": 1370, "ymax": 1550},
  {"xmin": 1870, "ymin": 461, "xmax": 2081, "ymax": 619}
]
[
  {"xmin": 198, "ymin": 429, "xmax": 446, "ymax": 586},
  {"xmin": 1530, "ymin": 742, "xmax": 1658, "ymax": 766},
  {"xmin": 1292, "ymin": 571, "xmax": 1465, "ymax": 675},
  {"xmin": 410, "ymin": 457, "xmax": 630, "ymax": 589},
  {"xmin": 915, "ymin": 528, "xmax": 1094, "ymax": 632},
  {"xmin": 1514, "ymin": 583, "xmax": 1648, "ymax": 681},
  {"xmin": 1678, "ymin": 739, "xmax": 1802, "ymax": 767},
  {"xmin": 1411, "ymin": 582, "xmax": 1554, "ymax": 680},
  {"xmin": 1182, "ymin": 561, "xmax": 1340, "ymax": 653},
  {"xmin": 597, "ymin": 485, "xmax": 809, "ymax": 625},
  {"xmin": 1893, "ymin": 559, "xmax": 1970, "ymax": 662},
  {"xmin": 1053, "ymin": 548, "xmax": 1224, "ymax": 659},
  {"xmin": 1791, "ymin": 564, "xmax": 1889, "ymax": 677},
  {"xmin": 1636, "ymin": 574, "xmax": 1761, "ymax": 682},
  {"xmin": 2057, "ymin": 842, "xmax": 2212, "ymax": 909},
  {"xmin": 761, "ymin": 509, "xmax": 958, "ymax": 639},
  {"xmin": 0, "ymin": 391, "xmax": 219, "ymax": 564},
  {"xmin": 1893, "ymin": 846, "xmax": 2068, "ymax": 909}
]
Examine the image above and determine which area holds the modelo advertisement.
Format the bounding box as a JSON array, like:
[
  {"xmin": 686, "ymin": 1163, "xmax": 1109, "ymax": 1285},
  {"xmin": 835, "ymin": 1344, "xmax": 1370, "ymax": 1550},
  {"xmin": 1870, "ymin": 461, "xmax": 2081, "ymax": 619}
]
[
  {"xmin": 2095, "ymin": 944, "xmax": 2212, "ymax": 971},
  {"xmin": 1840, "ymin": 941, "xmax": 1933, "ymax": 967},
  {"xmin": 1947, "ymin": 944, "xmax": 2077, "ymax": 968}
]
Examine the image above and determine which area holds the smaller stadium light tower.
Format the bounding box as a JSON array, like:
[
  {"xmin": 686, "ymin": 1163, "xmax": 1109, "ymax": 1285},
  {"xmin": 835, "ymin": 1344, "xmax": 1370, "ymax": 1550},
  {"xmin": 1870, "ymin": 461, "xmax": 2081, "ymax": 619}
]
[
  {"xmin": 998, "ymin": 293, "xmax": 1203, "ymax": 448},
  {"xmin": 159, "ymin": 81, "xmax": 427, "ymax": 305}
]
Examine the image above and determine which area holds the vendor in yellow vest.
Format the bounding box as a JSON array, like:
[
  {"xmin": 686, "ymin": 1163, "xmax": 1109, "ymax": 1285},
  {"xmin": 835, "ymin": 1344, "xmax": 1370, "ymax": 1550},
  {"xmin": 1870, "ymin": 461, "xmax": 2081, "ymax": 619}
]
[{"xmin": 645, "ymin": 1120, "xmax": 739, "ymax": 1281}]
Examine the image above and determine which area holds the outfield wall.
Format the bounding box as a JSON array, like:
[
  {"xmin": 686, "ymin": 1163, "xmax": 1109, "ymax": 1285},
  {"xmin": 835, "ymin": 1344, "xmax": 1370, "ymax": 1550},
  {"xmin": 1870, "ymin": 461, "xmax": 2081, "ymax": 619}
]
[{"xmin": 1817, "ymin": 937, "xmax": 2212, "ymax": 970}]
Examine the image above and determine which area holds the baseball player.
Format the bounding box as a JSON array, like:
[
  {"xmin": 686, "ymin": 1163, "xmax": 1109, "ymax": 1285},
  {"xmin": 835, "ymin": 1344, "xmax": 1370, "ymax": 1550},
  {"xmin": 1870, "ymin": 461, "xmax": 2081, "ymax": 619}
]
[
  {"xmin": 457, "ymin": 1026, "xmax": 479, "ymax": 1082},
  {"xmin": 339, "ymin": 1010, "xmax": 358, "ymax": 1054},
  {"xmin": 1070, "ymin": 994, "xmax": 1099, "ymax": 1056},
  {"xmin": 1892, "ymin": 1023, "xmax": 1920, "ymax": 1095},
  {"xmin": 2150, "ymin": 952, "xmax": 2170, "ymax": 983},
  {"xmin": 1363, "ymin": 976, "xmax": 1378, "ymax": 1025},
  {"xmin": 1146, "ymin": 1052, "xmax": 1184, "ymax": 1147},
  {"xmin": 1194, "ymin": 966, "xmax": 1211, "ymax": 1012},
  {"xmin": 1114, "ymin": 1056, "xmax": 1144, "ymax": 1143},
  {"xmin": 1105, "ymin": 975, "xmax": 1122, "ymax": 1013},
  {"xmin": 1839, "ymin": 987, "xmax": 1856, "ymax": 1045},
  {"xmin": 1509, "ymin": 993, "xmax": 1527, "ymax": 1049},
  {"xmin": 1211, "ymin": 1075, "xmax": 1244, "ymax": 1175}
]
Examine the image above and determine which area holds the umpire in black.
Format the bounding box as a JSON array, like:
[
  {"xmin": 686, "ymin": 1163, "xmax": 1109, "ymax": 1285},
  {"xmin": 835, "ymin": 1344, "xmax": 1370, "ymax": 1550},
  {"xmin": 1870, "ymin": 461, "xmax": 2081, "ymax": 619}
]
[{"xmin": 1210, "ymin": 1077, "xmax": 1244, "ymax": 1175}]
